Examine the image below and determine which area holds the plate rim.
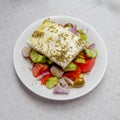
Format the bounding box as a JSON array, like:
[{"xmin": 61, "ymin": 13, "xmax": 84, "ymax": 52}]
[{"xmin": 13, "ymin": 15, "xmax": 108, "ymax": 101}]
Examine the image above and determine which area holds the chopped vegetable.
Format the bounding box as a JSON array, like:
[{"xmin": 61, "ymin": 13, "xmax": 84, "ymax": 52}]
[
  {"xmin": 64, "ymin": 72, "xmax": 79, "ymax": 81},
  {"xmin": 79, "ymin": 58, "xmax": 95, "ymax": 73},
  {"xmin": 77, "ymin": 30, "xmax": 87, "ymax": 40},
  {"xmin": 30, "ymin": 49, "xmax": 47, "ymax": 63},
  {"xmin": 36, "ymin": 75, "xmax": 45, "ymax": 81},
  {"xmin": 63, "ymin": 76, "xmax": 74, "ymax": 86},
  {"xmin": 68, "ymin": 65, "xmax": 81, "ymax": 75},
  {"xmin": 37, "ymin": 71, "xmax": 50, "ymax": 80},
  {"xmin": 88, "ymin": 43, "xmax": 96, "ymax": 49},
  {"xmin": 71, "ymin": 25, "xmax": 77, "ymax": 34},
  {"xmin": 64, "ymin": 66, "xmax": 81, "ymax": 80},
  {"xmin": 74, "ymin": 52, "xmax": 86, "ymax": 63},
  {"xmin": 84, "ymin": 49, "xmax": 97, "ymax": 58},
  {"xmin": 41, "ymin": 74, "xmax": 52, "ymax": 85},
  {"xmin": 59, "ymin": 78, "xmax": 69, "ymax": 88},
  {"xmin": 46, "ymin": 77, "xmax": 59, "ymax": 89},
  {"xmin": 65, "ymin": 62, "xmax": 77, "ymax": 71},
  {"xmin": 22, "ymin": 46, "xmax": 31, "ymax": 58},
  {"xmin": 41, "ymin": 71, "xmax": 50, "ymax": 76},
  {"xmin": 74, "ymin": 57, "xmax": 85, "ymax": 63},
  {"xmin": 53, "ymin": 84, "xmax": 70, "ymax": 94},
  {"xmin": 50, "ymin": 65, "xmax": 64, "ymax": 78},
  {"xmin": 32, "ymin": 64, "xmax": 48, "ymax": 77},
  {"xmin": 42, "ymin": 65, "xmax": 49, "ymax": 72},
  {"xmin": 74, "ymin": 77, "xmax": 85, "ymax": 88}
]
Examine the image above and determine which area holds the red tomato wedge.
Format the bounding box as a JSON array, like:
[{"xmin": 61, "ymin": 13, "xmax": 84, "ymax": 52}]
[
  {"xmin": 42, "ymin": 65, "xmax": 49, "ymax": 72},
  {"xmin": 79, "ymin": 58, "xmax": 95, "ymax": 73},
  {"xmin": 64, "ymin": 66, "xmax": 81, "ymax": 80},
  {"xmin": 73, "ymin": 66, "xmax": 81, "ymax": 74},
  {"xmin": 32, "ymin": 64, "xmax": 48, "ymax": 77},
  {"xmin": 64, "ymin": 73, "xmax": 79, "ymax": 80},
  {"xmin": 41, "ymin": 74, "xmax": 52, "ymax": 85}
]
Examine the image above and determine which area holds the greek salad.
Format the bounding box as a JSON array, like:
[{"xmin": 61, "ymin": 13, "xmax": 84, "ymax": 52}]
[{"xmin": 22, "ymin": 22, "xmax": 98, "ymax": 94}]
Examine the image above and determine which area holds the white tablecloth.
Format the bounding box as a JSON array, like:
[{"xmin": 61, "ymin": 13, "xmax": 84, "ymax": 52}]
[{"xmin": 0, "ymin": 0, "xmax": 120, "ymax": 120}]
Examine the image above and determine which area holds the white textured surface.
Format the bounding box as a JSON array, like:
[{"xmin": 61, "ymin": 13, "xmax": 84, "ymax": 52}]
[{"xmin": 0, "ymin": 0, "xmax": 120, "ymax": 120}]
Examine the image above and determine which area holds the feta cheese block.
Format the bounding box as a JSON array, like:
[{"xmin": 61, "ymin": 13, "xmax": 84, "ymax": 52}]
[{"xmin": 27, "ymin": 19, "xmax": 83, "ymax": 69}]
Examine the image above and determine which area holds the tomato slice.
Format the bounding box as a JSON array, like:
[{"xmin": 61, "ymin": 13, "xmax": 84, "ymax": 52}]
[
  {"xmin": 41, "ymin": 74, "xmax": 52, "ymax": 85},
  {"xmin": 42, "ymin": 64, "xmax": 49, "ymax": 72},
  {"xmin": 32, "ymin": 64, "xmax": 48, "ymax": 77},
  {"xmin": 73, "ymin": 66, "xmax": 81, "ymax": 74},
  {"xmin": 64, "ymin": 66, "xmax": 81, "ymax": 80},
  {"xmin": 79, "ymin": 58, "xmax": 95, "ymax": 73},
  {"xmin": 64, "ymin": 73, "xmax": 79, "ymax": 80}
]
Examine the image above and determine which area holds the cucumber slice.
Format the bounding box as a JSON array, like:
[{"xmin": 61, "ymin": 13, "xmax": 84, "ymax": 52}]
[
  {"xmin": 65, "ymin": 63, "xmax": 77, "ymax": 71},
  {"xmin": 78, "ymin": 55, "xmax": 84, "ymax": 59},
  {"xmin": 77, "ymin": 30, "xmax": 87, "ymax": 41},
  {"xmin": 84, "ymin": 49, "xmax": 97, "ymax": 58},
  {"xmin": 30, "ymin": 49, "xmax": 47, "ymax": 63},
  {"xmin": 46, "ymin": 77, "xmax": 59, "ymax": 89},
  {"xmin": 74, "ymin": 58, "xmax": 85, "ymax": 63}
]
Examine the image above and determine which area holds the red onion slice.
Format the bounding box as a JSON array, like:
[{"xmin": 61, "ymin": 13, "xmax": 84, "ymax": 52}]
[
  {"xmin": 59, "ymin": 78, "xmax": 69, "ymax": 88},
  {"xmin": 71, "ymin": 25, "xmax": 77, "ymax": 35},
  {"xmin": 53, "ymin": 84, "xmax": 70, "ymax": 94},
  {"xmin": 41, "ymin": 71, "xmax": 50, "ymax": 76},
  {"xmin": 36, "ymin": 71, "xmax": 50, "ymax": 81},
  {"xmin": 88, "ymin": 43, "xmax": 96, "ymax": 49},
  {"xmin": 50, "ymin": 65, "xmax": 64, "ymax": 78},
  {"xmin": 22, "ymin": 46, "xmax": 31, "ymax": 58},
  {"xmin": 63, "ymin": 76, "xmax": 74, "ymax": 86}
]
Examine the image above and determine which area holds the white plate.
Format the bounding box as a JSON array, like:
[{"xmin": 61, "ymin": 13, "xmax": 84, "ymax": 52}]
[{"xmin": 13, "ymin": 16, "xmax": 107, "ymax": 101}]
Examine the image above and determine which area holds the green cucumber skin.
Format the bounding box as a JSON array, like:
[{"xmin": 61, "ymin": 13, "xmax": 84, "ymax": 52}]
[
  {"xmin": 84, "ymin": 49, "xmax": 97, "ymax": 58},
  {"xmin": 46, "ymin": 77, "xmax": 59, "ymax": 89},
  {"xmin": 30, "ymin": 49, "xmax": 47, "ymax": 63},
  {"xmin": 75, "ymin": 58, "xmax": 85, "ymax": 63},
  {"xmin": 65, "ymin": 63, "xmax": 77, "ymax": 71},
  {"xmin": 77, "ymin": 30, "xmax": 87, "ymax": 40}
]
